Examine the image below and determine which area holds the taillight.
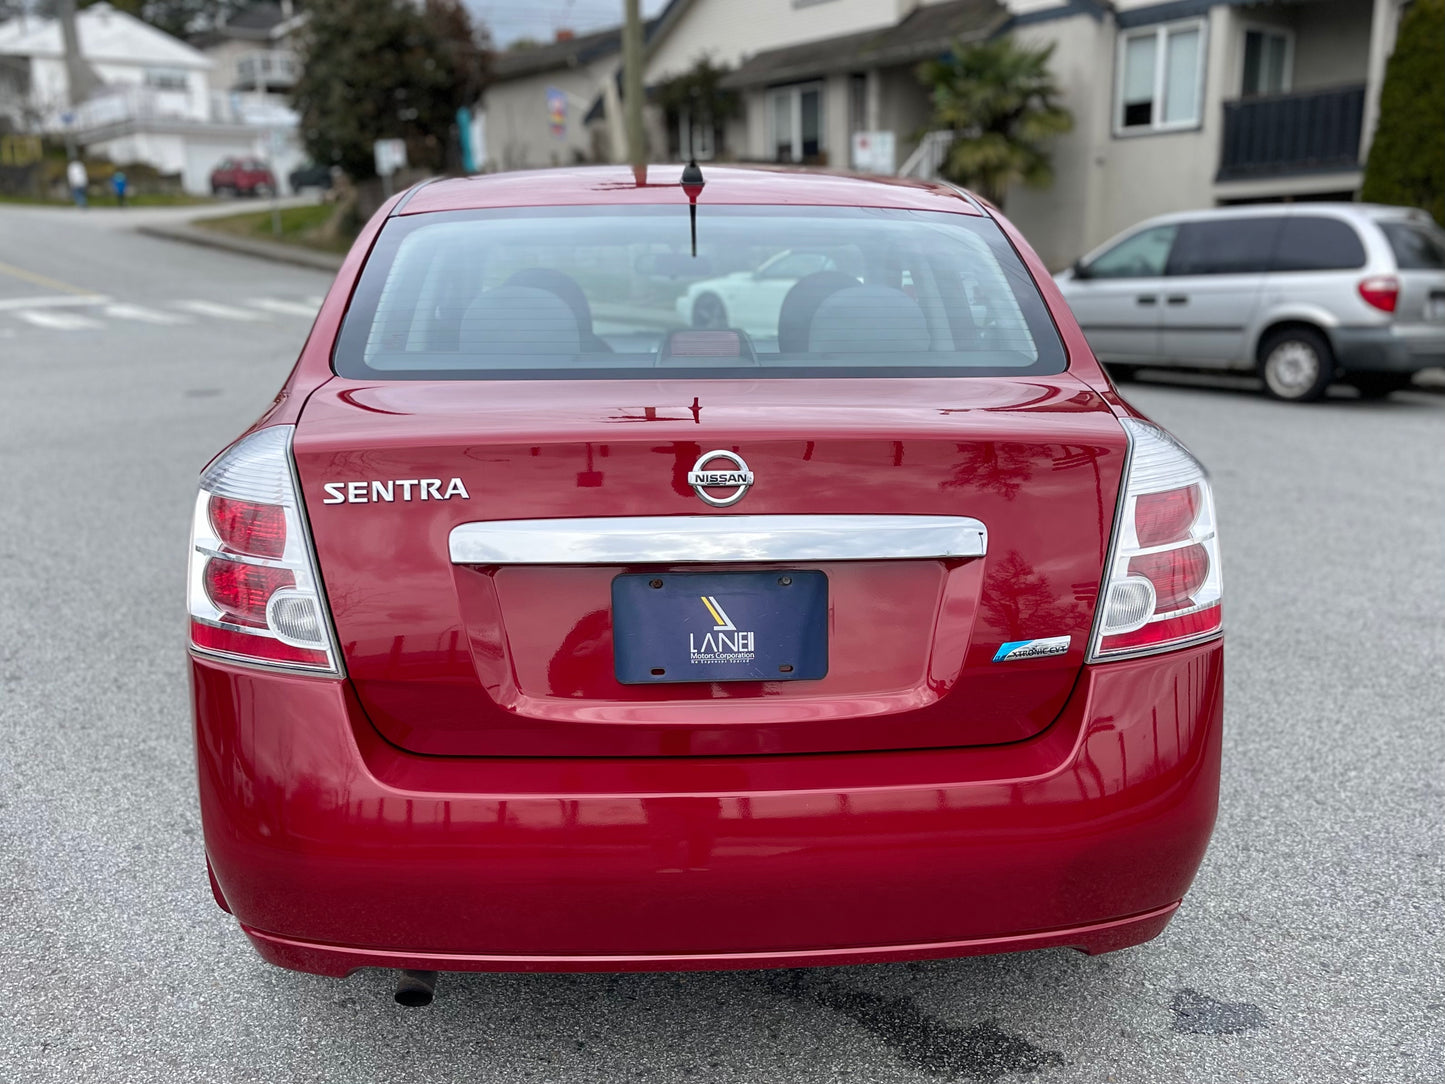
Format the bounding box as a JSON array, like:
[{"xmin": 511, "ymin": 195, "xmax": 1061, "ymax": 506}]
[
  {"xmin": 1089, "ymin": 419, "xmax": 1222, "ymax": 661},
  {"xmin": 187, "ymin": 426, "xmax": 342, "ymax": 674},
  {"xmin": 1358, "ymin": 275, "xmax": 1399, "ymax": 313}
]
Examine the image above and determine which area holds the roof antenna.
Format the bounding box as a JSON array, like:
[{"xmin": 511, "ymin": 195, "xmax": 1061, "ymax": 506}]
[{"xmin": 681, "ymin": 159, "xmax": 705, "ymax": 258}]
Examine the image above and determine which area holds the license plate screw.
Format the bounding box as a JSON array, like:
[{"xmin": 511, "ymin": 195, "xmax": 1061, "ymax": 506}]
[
  {"xmin": 649, "ymin": 579, "xmax": 664, "ymax": 589},
  {"xmin": 778, "ymin": 576, "xmax": 792, "ymax": 586}
]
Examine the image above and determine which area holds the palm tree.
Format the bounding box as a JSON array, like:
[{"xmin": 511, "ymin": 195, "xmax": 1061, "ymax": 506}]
[{"xmin": 917, "ymin": 37, "xmax": 1073, "ymax": 208}]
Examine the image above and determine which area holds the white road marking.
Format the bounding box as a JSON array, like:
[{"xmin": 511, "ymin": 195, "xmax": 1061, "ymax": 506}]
[
  {"xmin": 0, "ymin": 294, "xmax": 109, "ymax": 311},
  {"xmin": 248, "ymin": 298, "xmax": 320, "ymax": 317},
  {"xmin": 174, "ymin": 300, "xmax": 269, "ymax": 321},
  {"xmin": 103, "ymin": 303, "xmax": 191, "ymax": 325},
  {"xmin": 14, "ymin": 309, "xmax": 103, "ymax": 330}
]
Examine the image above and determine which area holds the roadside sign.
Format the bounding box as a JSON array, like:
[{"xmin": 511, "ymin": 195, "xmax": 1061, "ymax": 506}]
[
  {"xmin": 546, "ymin": 87, "xmax": 567, "ymax": 138},
  {"xmin": 850, "ymin": 130, "xmax": 896, "ymax": 174},
  {"xmin": 373, "ymin": 138, "xmax": 408, "ymax": 178}
]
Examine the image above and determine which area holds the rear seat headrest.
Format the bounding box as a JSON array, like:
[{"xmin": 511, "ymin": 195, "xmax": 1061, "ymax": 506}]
[{"xmin": 807, "ymin": 285, "xmax": 931, "ymax": 354}]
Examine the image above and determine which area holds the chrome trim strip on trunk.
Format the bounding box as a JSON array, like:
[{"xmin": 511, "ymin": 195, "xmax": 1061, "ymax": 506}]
[{"xmin": 449, "ymin": 515, "xmax": 987, "ymax": 565}]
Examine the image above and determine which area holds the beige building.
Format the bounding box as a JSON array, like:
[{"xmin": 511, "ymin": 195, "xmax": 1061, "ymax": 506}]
[
  {"xmin": 476, "ymin": 0, "xmax": 1409, "ymax": 269},
  {"xmin": 480, "ymin": 27, "xmax": 633, "ymax": 171},
  {"xmin": 1000, "ymin": 0, "xmax": 1403, "ymax": 267}
]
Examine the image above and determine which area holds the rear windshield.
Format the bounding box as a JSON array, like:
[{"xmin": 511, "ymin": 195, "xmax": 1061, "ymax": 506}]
[
  {"xmin": 334, "ymin": 205, "xmax": 1066, "ymax": 380},
  {"xmin": 1380, "ymin": 221, "xmax": 1445, "ymax": 270}
]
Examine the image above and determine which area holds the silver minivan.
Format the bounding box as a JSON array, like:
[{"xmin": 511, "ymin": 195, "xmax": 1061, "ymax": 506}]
[{"xmin": 1056, "ymin": 204, "xmax": 1445, "ymax": 401}]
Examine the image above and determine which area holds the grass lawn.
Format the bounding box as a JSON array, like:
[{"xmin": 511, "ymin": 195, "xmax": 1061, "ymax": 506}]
[
  {"xmin": 0, "ymin": 191, "xmax": 216, "ymax": 207},
  {"xmin": 197, "ymin": 203, "xmax": 354, "ymax": 254}
]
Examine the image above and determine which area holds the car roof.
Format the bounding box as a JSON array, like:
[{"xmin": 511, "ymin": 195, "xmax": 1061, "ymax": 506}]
[
  {"xmin": 399, "ymin": 165, "xmax": 984, "ymax": 217},
  {"xmin": 1128, "ymin": 202, "xmax": 1430, "ymax": 229}
]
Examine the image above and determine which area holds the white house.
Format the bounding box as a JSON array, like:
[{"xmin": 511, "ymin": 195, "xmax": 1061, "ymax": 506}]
[{"xmin": 0, "ymin": 2, "xmax": 303, "ymax": 194}]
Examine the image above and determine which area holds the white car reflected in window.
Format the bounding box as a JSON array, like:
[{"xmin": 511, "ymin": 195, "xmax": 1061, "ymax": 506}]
[{"xmin": 676, "ymin": 250, "xmax": 852, "ymax": 341}]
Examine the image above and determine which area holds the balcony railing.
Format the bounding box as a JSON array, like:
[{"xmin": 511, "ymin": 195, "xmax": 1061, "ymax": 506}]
[
  {"xmin": 236, "ymin": 51, "xmax": 299, "ymax": 90},
  {"xmin": 1217, "ymin": 84, "xmax": 1365, "ymax": 182}
]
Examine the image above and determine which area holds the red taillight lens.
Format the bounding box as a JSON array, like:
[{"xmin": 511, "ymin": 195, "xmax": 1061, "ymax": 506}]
[
  {"xmin": 1099, "ymin": 605, "xmax": 1221, "ymax": 653},
  {"xmin": 1091, "ymin": 420, "xmax": 1222, "ymax": 661},
  {"xmin": 188, "ymin": 426, "xmax": 340, "ymax": 674},
  {"xmin": 189, "ymin": 620, "xmax": 331, "ymax": 667},
  {"xmin": 208, "ymin": 495, "xmax": 286, "ymax": 559},
  {"xmin": 202, "ymin": 558, "xmax": 294, "ymax": 626},
  {"xmin": 1134, "ymin": 484, "xmax": 1200, "ymax": 547},
  {"xmin": 1128, "ymin": 544, "xmax": 1210, "ymax": 612},
  {"xmin": 1358, "ymin": 275, "xmax": 1399, "ymax": 313}
]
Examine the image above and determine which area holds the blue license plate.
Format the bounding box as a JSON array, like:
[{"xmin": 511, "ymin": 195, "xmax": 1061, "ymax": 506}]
[{"xmin": 612, "ymin": 571, "xmax": 828, "ymax": 684}]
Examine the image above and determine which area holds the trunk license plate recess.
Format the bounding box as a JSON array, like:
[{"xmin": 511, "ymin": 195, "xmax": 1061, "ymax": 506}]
[{"xmin": 612, "ymin": 570, "xmax": 828, "ymax": 684}]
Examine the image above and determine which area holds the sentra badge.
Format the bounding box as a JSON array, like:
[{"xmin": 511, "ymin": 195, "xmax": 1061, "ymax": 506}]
[
  {"xmin": 321, "ymin": 478, "xmax": 470, "ymax": 504},
  {"xmin": 687, "ymin": 450, "xmax": 753, "ymax": 507},
  {"xmin": 690, "ymin": 595, "xmax": 755, "ymax": 664},
  {"xmin": 993, "ymin": 636, "xmax": 1070, "ymax": 663}
]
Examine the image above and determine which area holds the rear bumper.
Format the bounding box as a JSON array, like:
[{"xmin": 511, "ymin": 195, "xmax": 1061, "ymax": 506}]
[
  {"xmin": 1331, "ymin": 325, "xmax": 1445, "ymax": 373},
  {"xmin": 193, "ymin": 640, "xmax": 1223, "ymax": 977}
]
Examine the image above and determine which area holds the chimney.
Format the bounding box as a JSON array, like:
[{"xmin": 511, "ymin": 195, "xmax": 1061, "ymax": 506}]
[{"xmin": 555, "ymin": 28, "xmax": 574, "ymax": 41}]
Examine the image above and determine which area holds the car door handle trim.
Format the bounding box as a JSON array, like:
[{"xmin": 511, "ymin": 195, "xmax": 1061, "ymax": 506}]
[
  {"xmin": 450, "ymin": 515, "xmax": 988, "ymax": 564},
  {"xmin": 1166, "ymin": 296, "xmax": 1189, "ymax": 305},
  {"xmin": 1136, "ymin": 295, "xmax": 1157, "ymax": 305}
]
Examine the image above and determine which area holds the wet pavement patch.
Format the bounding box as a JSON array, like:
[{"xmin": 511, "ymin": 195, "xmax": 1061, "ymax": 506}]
[
  {"xmin": 1170, "ymin": 988, "xmax": 1267, "ymax": 1035},
  {"xmin": 763, "ymin": 972, "xmax": 1065, "ymax": 1080}
]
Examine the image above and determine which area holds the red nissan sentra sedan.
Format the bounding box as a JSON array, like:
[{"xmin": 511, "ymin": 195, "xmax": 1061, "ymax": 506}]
[{"xmin": 188, "ymin": 166, "xmax": 1223, "ymax": 1005}]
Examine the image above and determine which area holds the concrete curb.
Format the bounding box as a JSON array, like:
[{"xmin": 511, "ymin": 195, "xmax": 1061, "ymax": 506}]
[{"xmin": 136, "ymin": 222, "xmax": 344, "ymax": 273}]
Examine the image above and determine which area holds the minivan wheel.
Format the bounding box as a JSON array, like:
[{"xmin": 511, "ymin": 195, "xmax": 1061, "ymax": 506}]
[
  {"xmin": 1349, "ymin": 373, "xmax": 1413, "ymax": 400},
  {"xmin": 1259, "ymin": 328, "xmax": 1333, "ymax": 402}
]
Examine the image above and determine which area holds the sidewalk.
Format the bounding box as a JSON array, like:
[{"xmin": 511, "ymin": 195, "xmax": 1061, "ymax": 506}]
[{"xmin": 136, "ymin": 216, "xmax": 344, "ymax": 272}]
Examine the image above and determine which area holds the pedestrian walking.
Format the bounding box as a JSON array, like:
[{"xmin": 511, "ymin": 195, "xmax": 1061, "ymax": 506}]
[
  {"xmin": 111, "ymin": 169, "xmax": 128, "ymax": 207},
  {"xmin": 67, "ymin": 159, "xmax": 88, "ymax": 208}
]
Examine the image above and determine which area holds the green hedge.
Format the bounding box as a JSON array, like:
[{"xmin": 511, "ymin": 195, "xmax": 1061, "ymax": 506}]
[{"xmin": 1361, "ymin": 0, "xmax": 1445, "ymax": 225}]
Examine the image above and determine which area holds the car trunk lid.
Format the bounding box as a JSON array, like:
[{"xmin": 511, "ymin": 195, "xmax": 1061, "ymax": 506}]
[{"xmin": 293, "ymin": 375, "xmax": 1126, "ymax": 757}]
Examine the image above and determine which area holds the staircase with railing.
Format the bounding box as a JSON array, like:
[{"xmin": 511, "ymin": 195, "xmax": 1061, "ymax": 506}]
[{"xmin": 896, "ymin": 130, "xmax": 955, "ymax": 181}]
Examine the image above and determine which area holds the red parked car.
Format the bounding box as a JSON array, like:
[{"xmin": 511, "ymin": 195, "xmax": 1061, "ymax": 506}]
[
  {"xmin": 209, "ymin": 156, "xmax": 275, "ymax": 197},
  {"xmin": 188, "ymin": 166, "xmax": 1223, "ymax": 1005}
]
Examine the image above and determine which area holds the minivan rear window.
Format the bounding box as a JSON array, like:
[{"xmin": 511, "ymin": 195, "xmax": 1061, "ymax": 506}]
[
  {"xmin": 333, "ymin": 206, "xmax": 1066, "ymax": 380},
  {"xmin": 1380, "ymin": 221, "xmax": 1445, "ymax": 270}
]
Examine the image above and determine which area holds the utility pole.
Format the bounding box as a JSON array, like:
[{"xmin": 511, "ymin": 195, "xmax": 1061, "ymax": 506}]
[
  {"xmin": 55, "ymin": 0, "xmax": 101, "ymax": 107},
  {"xmin": 622, "ymin": 0, "xmax": 645, "ymax": 172}
]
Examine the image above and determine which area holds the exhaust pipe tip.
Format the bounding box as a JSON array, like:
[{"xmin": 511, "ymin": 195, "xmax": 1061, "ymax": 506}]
[{"xmin": 394, "ymin": 969, "xmax": 437, "ymax": 1007}]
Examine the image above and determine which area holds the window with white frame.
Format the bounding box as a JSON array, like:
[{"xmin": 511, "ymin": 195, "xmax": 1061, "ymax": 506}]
[
  {"xmin": 144, "ymin": 67, "xmax": 189, "ymax": 91},
  {"xmin": 1116, "ymin": 19, "xmax": 1205, "ymax": 132},
  {"xmin": 769, "ymin": 83, "xmax": 823, "ymax": 163},
  {"xmin": 1241, "ymin": 27, "xmax": 1291, "ymax": 97}
]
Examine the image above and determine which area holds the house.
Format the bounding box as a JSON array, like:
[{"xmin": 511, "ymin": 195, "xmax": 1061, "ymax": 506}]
[
  {"xmin": 992, "ymin": 0, "xmax": 1405, "ymax": 267},
  {"xmin": 0, "ymin": 2, "xmax": 304, "ymax": 194},
  {"xmin": 476, "ymin": 0, "xmax": 1408, "ymax": 270},
  {"xmin": 191, "ymin": 1, "xmax": 304, "ymax": 114},
  {"xmin": 0, "ymin": 2, "xmax": 212, "ymax": 130},
  {"xmin": 481, "ymin": 26, "xmax": 634, "ymax": 171}
]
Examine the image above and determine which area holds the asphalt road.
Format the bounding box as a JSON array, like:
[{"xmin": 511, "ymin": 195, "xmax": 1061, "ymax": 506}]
[{"xmin": 1, "ymin": 204, "xmax": 1442, "ymax": 1084}]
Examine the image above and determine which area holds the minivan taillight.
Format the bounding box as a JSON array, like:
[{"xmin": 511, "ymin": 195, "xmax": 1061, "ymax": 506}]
[
  {"xmin": 1358, "ymin": 275, "xmax": 1399, "ymax": 313},
  {"xmin": 1089, "ymin": 419, "xmax": 1222, "ymax": 661},
  {"xmin": 187, "ymin": 425, "xmax": 342, "ymax": 674}
]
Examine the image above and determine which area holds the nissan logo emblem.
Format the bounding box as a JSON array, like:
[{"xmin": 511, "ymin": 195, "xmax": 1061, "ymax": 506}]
[{"xmin": 686, "ymin": 450, "xmax": 754, "ymax": 507}]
